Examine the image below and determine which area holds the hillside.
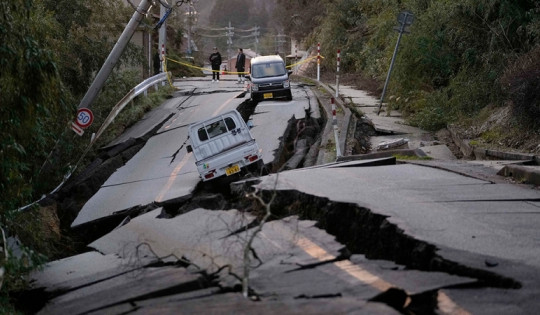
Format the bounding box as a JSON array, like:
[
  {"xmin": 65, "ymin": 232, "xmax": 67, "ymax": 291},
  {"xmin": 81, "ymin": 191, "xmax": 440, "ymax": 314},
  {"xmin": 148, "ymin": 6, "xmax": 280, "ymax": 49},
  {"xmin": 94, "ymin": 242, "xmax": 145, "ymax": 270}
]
[
  {"xmin": 277, "ymin": 0, "xmax": 540, "ymax": 157},
  {"xmin": 322, "ymin": 71, "xmax": 540, "ymax": 156}
]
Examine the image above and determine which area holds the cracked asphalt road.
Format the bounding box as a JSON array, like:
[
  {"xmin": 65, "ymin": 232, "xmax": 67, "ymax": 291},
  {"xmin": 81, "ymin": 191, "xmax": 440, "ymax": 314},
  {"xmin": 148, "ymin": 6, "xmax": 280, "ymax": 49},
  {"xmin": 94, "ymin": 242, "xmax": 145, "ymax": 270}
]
[{"xmin": 28, "ymin": 76, "xmax": 540, "ymax": 314}]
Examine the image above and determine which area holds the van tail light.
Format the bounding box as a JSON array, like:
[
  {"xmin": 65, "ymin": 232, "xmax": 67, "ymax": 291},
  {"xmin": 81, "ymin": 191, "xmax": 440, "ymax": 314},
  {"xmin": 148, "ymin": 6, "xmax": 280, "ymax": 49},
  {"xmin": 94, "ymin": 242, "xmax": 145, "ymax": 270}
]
[
  {"xmin": 204, "ymin": 170, "xmax": 216, "ymax": 179},
  {"xmin": 245, "ymin": 155, "xmax": 259, "ymax": 162}
]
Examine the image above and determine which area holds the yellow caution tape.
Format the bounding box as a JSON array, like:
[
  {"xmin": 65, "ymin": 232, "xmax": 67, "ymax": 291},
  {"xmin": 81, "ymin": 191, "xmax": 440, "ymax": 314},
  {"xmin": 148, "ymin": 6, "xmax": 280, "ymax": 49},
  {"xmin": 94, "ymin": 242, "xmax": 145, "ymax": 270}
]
[
  {"xmin": 162, "ymin": 58, "xmax": 177, "ymax": 89},
  {"xmin": 164, "ymin": 54, "xmax": 326, "ymax": 77},
  {"xmin": 166, "ymin": 57, "xmax": 249, "ymax": 75},
  {"xmin": 286, "ymin": 55, "xmax": 325, "ymax": 69}
]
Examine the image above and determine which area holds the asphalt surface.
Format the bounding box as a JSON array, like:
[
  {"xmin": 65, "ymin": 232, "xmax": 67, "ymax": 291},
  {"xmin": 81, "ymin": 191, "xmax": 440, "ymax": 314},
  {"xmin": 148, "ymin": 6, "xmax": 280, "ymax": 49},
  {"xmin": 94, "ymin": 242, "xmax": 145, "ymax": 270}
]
[{"xmin": 28, "ymin": 75, "xmax": 540, "ymax": 314}]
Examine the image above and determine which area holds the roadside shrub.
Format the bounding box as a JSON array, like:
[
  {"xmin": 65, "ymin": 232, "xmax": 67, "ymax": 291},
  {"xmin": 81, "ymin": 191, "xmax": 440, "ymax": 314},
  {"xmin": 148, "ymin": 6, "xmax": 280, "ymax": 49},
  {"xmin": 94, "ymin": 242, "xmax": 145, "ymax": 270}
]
[
  {"xmin": 166, "ymin": 53, "xmax": 204, "ymax": 78},
  {"xmin": 501, "ymin": 47, "xmax": 540, "ymax": 129},
  {"xmin": 407, "ymin": 90, "xmax": 451, "ymax": 131}
]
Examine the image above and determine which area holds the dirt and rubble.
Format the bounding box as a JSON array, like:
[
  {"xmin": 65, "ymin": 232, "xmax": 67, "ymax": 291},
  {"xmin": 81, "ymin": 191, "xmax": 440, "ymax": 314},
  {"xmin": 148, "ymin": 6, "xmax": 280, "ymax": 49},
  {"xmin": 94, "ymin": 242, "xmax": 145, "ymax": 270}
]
[{"xmin": 319, "ymin": 70, "xmax": 540, "ymax": 158}]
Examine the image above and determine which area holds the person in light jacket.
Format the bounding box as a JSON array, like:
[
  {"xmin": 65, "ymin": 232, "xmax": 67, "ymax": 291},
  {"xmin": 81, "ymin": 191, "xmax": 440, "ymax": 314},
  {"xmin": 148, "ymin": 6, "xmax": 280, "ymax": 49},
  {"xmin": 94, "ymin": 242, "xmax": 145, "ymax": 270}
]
[
  {"xmin": 209, "ymin": 47, "xmax": 222, "ymax": 82},
  {"xmin": 235, "ymin": 48, "xmax": 246, "ymax": 83}
]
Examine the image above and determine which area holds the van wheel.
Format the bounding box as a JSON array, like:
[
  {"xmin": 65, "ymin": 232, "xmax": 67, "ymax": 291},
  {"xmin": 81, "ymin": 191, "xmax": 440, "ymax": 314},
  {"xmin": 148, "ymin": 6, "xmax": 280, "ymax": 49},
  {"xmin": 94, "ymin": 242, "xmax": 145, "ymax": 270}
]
[{"xmin": 286, "ymin": 91, "xmax": 293, "ymax": 101}]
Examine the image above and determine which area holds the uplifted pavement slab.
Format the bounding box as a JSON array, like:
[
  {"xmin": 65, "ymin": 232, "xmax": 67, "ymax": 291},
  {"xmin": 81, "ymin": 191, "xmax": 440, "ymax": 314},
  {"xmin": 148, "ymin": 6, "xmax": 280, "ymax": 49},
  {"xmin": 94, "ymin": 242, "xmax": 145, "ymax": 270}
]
[
  {"xmin": 103, "ymin": 293, "xmax": 401, "ymax": 315},
  {"xmin": 90, "ymin": 208, "xmax": 254, "ymax": 275},
  {"xmin": 254, "ymin": 163, "xmax": 540, "ymax": 270},
  {"xmin": 418, "ymin": 144, "xmax": 458, "ymax": 160},
  {"xmin": 28, "ymin": 252, "xmax": 156, "ymax": 293},
  {"xmin": 37, "ymin": 266, "xmax": 207, "ymax": 315},
  {"xmin": 85, "ymin": 207, "xmax": 475, "ymax": 313}
]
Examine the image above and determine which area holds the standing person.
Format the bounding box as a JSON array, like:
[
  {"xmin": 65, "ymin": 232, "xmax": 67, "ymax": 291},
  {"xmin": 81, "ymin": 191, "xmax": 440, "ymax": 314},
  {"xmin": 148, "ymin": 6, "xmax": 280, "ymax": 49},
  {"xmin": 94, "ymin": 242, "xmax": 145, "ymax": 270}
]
[
  {"xmin": 153, "ymin": 51, "xmax": 161, "ymax": 75},
  {"xmin": 235, "ymin": 48, "xmax": 246, "ymax": 83},
  {"xmin": 209, "ymin": 47, "xmax": 222, "ymax": 82}
]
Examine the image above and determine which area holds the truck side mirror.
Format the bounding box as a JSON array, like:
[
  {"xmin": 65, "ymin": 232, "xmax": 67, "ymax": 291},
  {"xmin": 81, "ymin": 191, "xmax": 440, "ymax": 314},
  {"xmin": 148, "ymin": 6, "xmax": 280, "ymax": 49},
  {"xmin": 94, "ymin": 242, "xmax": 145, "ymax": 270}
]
[
  {"xmin": 245, "ymin": 74, "xmax": 251, "ymax": 81},
  {"xmin": 186, "ymin": 145, "xmax": 192, "ymax": 153},
  {"xmin": 288, "ymin": 70, "xmax": 293, "ymax": 76}
]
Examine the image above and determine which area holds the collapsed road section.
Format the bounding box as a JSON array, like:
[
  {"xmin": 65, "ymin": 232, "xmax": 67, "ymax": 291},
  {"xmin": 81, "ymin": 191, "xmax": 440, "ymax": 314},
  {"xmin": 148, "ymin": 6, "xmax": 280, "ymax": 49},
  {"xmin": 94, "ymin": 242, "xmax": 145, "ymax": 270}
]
[{"xmin": 25, "ymin": 79, "xmax": 540, "ymax": 314}]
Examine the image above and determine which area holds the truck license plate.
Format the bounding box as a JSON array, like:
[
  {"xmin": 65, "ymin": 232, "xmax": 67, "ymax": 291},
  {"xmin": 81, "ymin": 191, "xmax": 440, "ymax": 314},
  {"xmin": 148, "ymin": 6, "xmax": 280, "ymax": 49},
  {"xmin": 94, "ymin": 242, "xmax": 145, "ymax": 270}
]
[
  {"xmin": 225, "ymin": 164, "xmax": 240, "ymax": 176},
  {"xmin": 263, "ymin": 93, "xmax": 273, "ymax": 99}
]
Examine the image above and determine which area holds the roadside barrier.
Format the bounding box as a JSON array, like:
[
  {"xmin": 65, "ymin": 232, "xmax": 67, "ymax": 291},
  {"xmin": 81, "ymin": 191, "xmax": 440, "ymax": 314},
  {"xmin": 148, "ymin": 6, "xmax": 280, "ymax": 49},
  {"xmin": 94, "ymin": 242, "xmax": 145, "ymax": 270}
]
[
  {"xmin": 17, "ymin": 72, "xmax": 171, "ymax": 212},
  {"xmin": 331, "ymin": 97, "xmax": 342, "ymax": 158},
  {"xmin": 336, "ymin": 49, "xmax": 340, "ymax": 98},
  {"xmin": 317, "ymin": 42, "xmax": 321, "ymax": 81}
]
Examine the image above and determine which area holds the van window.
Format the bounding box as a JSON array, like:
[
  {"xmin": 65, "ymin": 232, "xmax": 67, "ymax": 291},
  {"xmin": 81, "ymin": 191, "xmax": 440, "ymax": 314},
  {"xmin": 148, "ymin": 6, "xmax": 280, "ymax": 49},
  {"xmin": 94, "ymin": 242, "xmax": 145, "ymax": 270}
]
[
  {"xmin": 252, "ymin": 62, "xmax": 286, "ymax": 78},
  {"xmin": 197, "ymin": 117, "xmax": 237, "ymax": 141},
  {"xmin": 198, "ymin": 128, "xmax": 209, "ymax": 141},
  {"xmin": 225, "ymin": 117, "xmax": 236, "ymax": 130}
]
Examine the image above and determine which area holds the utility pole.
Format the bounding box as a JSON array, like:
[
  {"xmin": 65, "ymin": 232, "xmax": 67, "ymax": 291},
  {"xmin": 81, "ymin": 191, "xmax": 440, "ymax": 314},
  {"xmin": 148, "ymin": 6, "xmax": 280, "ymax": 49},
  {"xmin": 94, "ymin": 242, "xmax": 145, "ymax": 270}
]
[
  {"xmin": 225, "ymin": 21, "xmax": 234, "ymax": 61},
  {"xmin": 158, "ymin": 3, "xmax": 168, "ymax": 72},
  {"xmin": 186, "ymin": 4, "xmax": 192, "ymax": 55},
  {"xmin": 377, "ymin": 11, "xmax": 414, "ymax": 115},
  {"xmin": 276, "ymin": 33, "xmax": 286, "ymax": 56},
  {"xmin": 252, "ymin": 26, "xmax": 260, "ymax": 55},
  {"xmin": 185, "ymin": 1, "xmax": 199, "ymax": 56},
  {"xmin": 77, "ymin": 0, "xmax": 152, "ymax": 110}
]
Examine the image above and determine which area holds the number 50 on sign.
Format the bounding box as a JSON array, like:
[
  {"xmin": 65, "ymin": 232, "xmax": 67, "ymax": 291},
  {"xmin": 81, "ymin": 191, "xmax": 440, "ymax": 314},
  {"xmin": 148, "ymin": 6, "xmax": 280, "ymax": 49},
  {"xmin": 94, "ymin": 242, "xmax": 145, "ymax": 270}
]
[{"xmin": 76, "ymin": 108, "xmax": 94, "ymax": 128}]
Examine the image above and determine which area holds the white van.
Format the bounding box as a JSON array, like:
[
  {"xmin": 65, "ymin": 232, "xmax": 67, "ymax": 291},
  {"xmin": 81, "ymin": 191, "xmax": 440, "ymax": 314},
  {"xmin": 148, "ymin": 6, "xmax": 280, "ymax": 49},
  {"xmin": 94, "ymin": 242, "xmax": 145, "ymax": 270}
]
[
  {"xmin": 186, "ymin": 110, "xmax": 263, "ymax": 181},
  {"xmin": 246, "ymin": 55, "xmax": 293, "ymax": 101}
]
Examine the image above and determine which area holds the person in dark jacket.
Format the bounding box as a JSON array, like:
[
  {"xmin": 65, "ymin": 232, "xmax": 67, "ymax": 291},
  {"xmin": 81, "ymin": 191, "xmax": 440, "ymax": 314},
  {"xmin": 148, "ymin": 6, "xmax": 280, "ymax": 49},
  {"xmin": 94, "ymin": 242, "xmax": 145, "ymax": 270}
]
[
  {"xmin": 235, "ymin": 48, "xmax": 246, "ymax": 83},
  {"xmin": 153, "ymin": 52, "xmax": 161, "ymax": 75},
  {"xmin": 209, "ymin": 47, "xmax": 222, "ymax": 82}
]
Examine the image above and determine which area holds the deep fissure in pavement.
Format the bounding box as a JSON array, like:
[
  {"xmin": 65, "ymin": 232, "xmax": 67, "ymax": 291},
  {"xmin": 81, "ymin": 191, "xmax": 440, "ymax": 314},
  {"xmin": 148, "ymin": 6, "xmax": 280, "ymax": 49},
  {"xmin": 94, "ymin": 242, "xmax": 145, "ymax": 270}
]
[
  {"xmin": 239, "ymin": 189, "xmax": 520, "ymax": 289},
  {"xmin": 155, "ymin": 183, "xmax": 522, "ymax": 314}
]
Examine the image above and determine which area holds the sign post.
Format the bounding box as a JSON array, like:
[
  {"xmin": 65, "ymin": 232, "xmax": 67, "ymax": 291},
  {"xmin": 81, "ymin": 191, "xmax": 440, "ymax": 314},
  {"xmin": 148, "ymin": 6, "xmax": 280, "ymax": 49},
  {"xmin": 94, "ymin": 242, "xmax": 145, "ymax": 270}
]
[
  {"xmin": 336, "ymin": 49, "xmax": 341, "ymax": 98},
  {"xmin": 317, "ymin": 42, "xmax": 321, "ymax": 81},
  {"xmin": 71, "ymin": 122, "xmax": 84, "ymax": 136},
  {"xmin": 331, "ymin": 98, "xmax": 342, "ymax": 158},
  {"xmin": 377, "ymin": 11, "xmax": 414, "ymax": 115},
  {"xmin": 71, "ymin": 107, "xmax": 94, "ymax": 136}
]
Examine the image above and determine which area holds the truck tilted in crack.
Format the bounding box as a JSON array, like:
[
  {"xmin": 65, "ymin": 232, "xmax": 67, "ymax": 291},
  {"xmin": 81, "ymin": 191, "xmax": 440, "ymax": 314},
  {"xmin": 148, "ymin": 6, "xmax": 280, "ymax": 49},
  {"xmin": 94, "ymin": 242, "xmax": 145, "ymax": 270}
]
[{"xmin": 187, "ymin": 110, "xmax": 264, "ymax": 182}]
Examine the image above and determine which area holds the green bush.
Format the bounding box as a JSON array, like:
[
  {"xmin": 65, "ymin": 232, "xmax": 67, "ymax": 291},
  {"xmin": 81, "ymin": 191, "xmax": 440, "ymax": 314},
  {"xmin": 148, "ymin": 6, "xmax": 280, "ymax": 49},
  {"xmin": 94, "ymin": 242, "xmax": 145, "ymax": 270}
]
[
  {"xmin": 501, "ymin": 47, "xmax": 540, "ymax": 129},
  {"xmin": 166, "ymin": 53, "xmax": 204, "ymax": 78}
]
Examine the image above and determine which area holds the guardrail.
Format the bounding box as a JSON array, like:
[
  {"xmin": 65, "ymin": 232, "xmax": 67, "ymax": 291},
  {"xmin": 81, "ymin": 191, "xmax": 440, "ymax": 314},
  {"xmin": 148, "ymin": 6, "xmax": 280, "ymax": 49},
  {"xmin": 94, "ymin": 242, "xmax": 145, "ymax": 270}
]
[
  {"xmin": 91, "ymin": 72, "xmax": 171, "ymax": 144},
  {"xmin": 18, "ymin": 72, "xmax": 171, "ymax": 212}
]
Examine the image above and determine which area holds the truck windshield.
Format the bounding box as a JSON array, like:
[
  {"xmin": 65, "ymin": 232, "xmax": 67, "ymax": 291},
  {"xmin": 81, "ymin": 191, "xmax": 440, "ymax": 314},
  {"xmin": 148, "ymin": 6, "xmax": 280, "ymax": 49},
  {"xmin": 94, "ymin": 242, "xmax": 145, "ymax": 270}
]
[
  {"xmin": 197, "ymin": 117, "xmax": 236, "ymax": 141},
  {"xmin": 251, "ymin": 62, "xmax": 286, "ymax": 78}
]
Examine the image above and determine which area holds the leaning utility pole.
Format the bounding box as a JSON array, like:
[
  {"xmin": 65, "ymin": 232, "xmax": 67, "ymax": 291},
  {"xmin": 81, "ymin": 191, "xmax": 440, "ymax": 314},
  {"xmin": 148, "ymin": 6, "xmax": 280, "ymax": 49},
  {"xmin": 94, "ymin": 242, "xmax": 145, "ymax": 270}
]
[
  {"xmin": 77, "ymin": 0, "xmax": 152, "ymax": 110},
  {"xmin": 158, "ymin": 3, "xmax": 168, "ymax": 72},
  {"xmin": 377, "ymin": 11, "xmax": 414, "ymax": 115}
]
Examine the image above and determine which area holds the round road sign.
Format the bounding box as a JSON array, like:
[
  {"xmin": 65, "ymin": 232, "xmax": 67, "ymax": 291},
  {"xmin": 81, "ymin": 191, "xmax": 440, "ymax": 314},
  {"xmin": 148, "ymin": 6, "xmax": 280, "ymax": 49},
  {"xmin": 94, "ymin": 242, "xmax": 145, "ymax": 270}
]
[{"xmin": 76, "ymin": 108, "xmax": 94, "ymax": 128}]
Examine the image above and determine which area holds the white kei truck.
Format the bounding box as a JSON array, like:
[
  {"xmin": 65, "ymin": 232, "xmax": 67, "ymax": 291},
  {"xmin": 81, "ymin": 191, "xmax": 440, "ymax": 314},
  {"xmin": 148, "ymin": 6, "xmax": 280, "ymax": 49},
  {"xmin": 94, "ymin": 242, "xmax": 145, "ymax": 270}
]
[{"xmin": 186, "ymin": 110, "xmax": 264, "ymax": 182}]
